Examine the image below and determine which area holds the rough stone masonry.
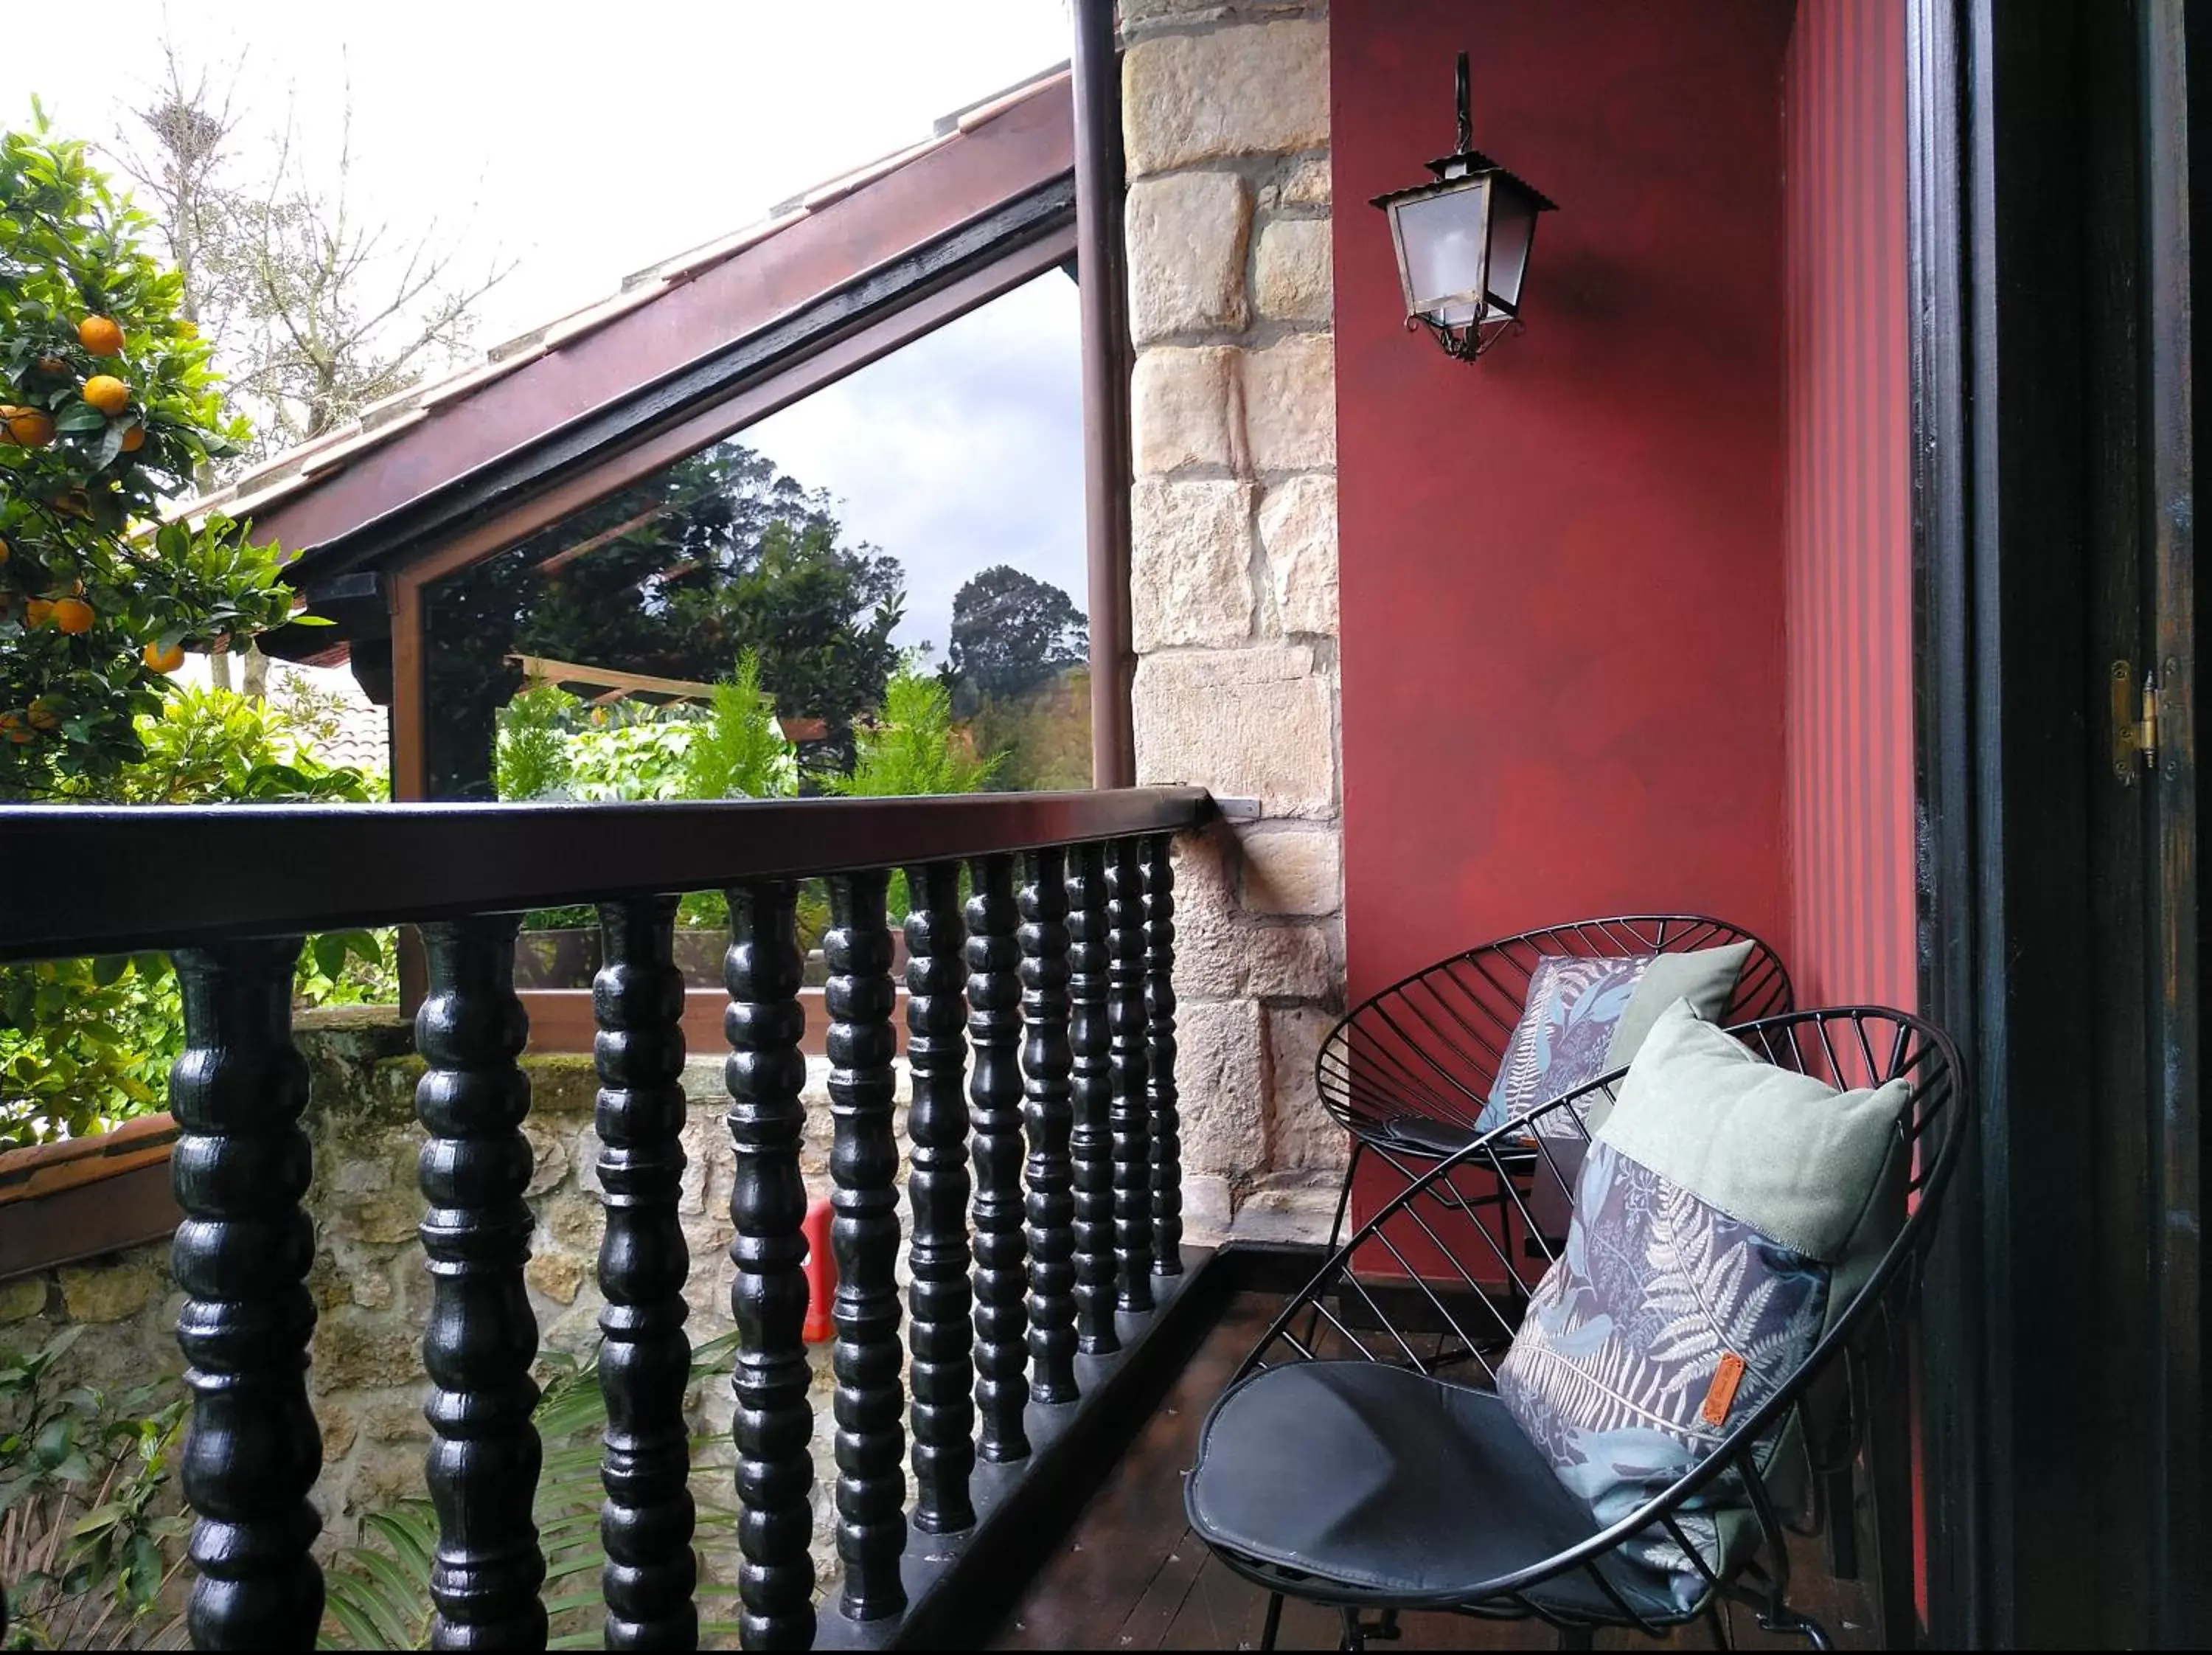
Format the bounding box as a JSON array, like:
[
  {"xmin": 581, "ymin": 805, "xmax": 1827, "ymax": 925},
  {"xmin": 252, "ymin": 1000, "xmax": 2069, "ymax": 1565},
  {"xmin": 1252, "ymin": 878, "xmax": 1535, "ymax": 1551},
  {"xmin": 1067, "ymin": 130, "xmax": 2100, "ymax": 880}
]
[{"xmin": 1121, "ymin": 0, "xmax": 1350, "ymax": 1238}]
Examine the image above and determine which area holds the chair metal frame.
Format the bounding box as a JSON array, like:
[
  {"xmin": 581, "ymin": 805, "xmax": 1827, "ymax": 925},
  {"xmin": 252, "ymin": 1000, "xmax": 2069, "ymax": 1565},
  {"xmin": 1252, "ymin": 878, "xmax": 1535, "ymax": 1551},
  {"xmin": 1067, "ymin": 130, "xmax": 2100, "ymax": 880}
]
[
  {"xmin": 1311, "ymin": 915, "xmax": 1794, "ymax": 1257},
  {"xmin": 1194, "ymin": 1006, "xmax": 1966, "ymax": 1652}
]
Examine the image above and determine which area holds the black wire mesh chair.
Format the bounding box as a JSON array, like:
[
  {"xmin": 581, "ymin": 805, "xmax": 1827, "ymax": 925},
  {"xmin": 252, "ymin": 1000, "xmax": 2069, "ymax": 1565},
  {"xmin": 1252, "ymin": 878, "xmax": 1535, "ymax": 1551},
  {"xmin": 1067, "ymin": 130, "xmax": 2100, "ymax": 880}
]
[
  {"xmin": 1310, "ymin": 915, "xmax": 1792, "ymax": 1255},
  {"xmin": 1189, "ymin": 1007, "xmax": 1965, "ymax": 1652}
]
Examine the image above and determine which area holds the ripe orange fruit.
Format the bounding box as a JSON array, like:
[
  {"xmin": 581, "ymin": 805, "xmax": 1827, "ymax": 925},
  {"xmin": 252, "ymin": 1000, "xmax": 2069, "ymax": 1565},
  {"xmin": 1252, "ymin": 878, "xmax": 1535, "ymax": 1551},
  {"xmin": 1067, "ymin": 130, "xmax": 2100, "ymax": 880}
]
[
  {"xmin": 24, "ymin": 598, "xmax": 54, "ymax": 628},
  {"xmin": 0, "ymin": 537, "xmax": 9, "ymax": 566},
  {"xmin": 77, "ymin": 315, "xmax": 124, "ymax": 356},
  {"xmin": 24, "ymin": 699, "xmax": 60, "ymax": 731},
  {"xmin": 1, "ymin": 406, "xmax": 55, "ymax": 448},
  {"xmin": 142, "ymin": 639, "xmax": 185, "ymax": 673},
  {"xmin": 82, "ymin": 375, "xmax": 131, "ymax": 417},
  {"xmin": 0, "ymin": 712, "xmax": 17, "ymax": 730},
  {"xmin": 4, "ymin": 728, "xmax": 33, "ymax": 746},
  {"xmin": 51, "ymin": 597, "xmax": 94, "ymax": 634},
  {"xmin": 119, "ymin": 423, "xmax": 145, "ymax": 453}
]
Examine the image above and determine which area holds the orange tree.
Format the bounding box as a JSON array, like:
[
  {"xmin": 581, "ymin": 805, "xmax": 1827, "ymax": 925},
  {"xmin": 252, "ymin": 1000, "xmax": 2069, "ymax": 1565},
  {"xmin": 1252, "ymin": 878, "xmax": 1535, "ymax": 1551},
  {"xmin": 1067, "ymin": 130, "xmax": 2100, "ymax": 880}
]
[{"xmin": 0, "ymin": 118, "xmax": 296, "ymax": 800}]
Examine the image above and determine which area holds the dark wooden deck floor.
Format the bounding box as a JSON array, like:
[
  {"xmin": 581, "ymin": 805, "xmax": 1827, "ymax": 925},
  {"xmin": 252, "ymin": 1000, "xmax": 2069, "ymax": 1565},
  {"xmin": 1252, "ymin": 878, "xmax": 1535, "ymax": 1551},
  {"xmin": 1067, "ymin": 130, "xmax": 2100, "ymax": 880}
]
[{"xmin": 982, "ymin": 1292, "xmax": 1879, "ymax": 1653}]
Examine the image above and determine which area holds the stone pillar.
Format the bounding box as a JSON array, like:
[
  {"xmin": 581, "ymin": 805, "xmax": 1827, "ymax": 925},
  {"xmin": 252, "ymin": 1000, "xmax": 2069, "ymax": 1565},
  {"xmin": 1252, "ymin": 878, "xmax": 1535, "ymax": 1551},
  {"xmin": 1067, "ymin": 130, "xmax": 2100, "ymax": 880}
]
[{"xmin": 1121, "ymin": 0, "xmax": 1348, "ymax": 1243}]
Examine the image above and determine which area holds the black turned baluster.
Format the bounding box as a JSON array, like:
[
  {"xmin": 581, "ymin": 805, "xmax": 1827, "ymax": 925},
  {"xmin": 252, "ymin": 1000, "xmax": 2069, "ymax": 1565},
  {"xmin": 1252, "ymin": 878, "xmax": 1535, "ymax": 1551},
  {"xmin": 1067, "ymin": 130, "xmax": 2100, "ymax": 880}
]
[
  {"xmin": 724, "ymin": 883, "xmax": 815, "ymax": 1651},
  {"xmin": 903, "ymin": 863, "xmax": 975, "ymax": 1533},
  {"xmin": 415, "ymin": 916, "xmax": 546, "ymax": 1650},
  {"xmin": 170, "ymin": 940, "xmax": 324, "ymax": 1650},
  {"xmin": 1068, "ymin": 844, "xmax": 1119, "ymax": 1356},
  {"xmin": 1145, "ymin": 837, "xmax": 1184, "ymax": 1277},
  {"xmin": 1107, "ymin": 841, "xmax": 1155, "ymax": 1313},
  {"xmin": 826, "ymin": 871, "xmax": 907, "ymax": 1619},
  {"xmin": 593, "ymin": 898, "xmax": 696, "ymax": 1649},
  {"xmin": 1020, "ymin": 848, "xmax": 1079, "ymax": 1403},
  {"xmin": 967, "ymin": 853, "xmax": 1030, "ymax": 1460}
]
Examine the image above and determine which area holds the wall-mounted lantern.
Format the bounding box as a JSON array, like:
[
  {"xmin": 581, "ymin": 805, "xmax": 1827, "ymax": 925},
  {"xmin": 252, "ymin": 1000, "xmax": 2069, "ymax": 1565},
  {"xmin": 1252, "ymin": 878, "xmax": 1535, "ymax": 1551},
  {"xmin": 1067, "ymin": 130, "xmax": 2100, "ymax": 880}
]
[{"xmin": 1371, "ymin": 52, "xmax": 1557, "ymax": 363}]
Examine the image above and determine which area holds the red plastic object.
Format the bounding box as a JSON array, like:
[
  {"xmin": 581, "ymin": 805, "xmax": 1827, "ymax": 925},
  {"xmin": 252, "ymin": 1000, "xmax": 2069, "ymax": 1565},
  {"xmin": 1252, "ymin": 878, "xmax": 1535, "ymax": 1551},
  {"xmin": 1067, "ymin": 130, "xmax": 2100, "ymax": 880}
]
[{"xmin": 801, "ymin": 1196, "xmax": 836, "ymax": 1345}]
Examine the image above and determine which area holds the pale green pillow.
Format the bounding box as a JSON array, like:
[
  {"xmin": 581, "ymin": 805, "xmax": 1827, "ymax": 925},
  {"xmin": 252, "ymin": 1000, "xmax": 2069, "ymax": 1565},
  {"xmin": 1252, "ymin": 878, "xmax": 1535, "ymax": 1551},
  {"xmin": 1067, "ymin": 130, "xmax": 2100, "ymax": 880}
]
[
  {"xmin": 1596, "ymin": 997, "xmax": 1909, "ymax": 1262},
  {"xmin": 1599, "ymin": 940, "xmax": 1757, "ymax": 1071}
]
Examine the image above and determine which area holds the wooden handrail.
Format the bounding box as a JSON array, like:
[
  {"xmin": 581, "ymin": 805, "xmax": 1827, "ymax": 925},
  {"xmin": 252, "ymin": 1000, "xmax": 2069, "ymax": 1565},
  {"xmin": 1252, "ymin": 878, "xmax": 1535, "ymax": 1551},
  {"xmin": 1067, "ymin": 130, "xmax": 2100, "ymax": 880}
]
[{"xmin": 0, "ymin": 787, "xmax": 1212, "ymax": 962}]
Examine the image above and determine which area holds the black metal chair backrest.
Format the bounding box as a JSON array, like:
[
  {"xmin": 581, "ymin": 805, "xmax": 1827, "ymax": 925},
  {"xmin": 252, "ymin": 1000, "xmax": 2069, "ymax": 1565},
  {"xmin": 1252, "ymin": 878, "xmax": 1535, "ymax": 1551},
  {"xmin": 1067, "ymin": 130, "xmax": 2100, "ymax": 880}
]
[
  {"xmin": 1242, "ymin": 1005, "xmax": 1965, "ymax": 1634},
  {"xmin": 1312, "ymin": 915, "xmax": 1792, "ymax": 1145}
]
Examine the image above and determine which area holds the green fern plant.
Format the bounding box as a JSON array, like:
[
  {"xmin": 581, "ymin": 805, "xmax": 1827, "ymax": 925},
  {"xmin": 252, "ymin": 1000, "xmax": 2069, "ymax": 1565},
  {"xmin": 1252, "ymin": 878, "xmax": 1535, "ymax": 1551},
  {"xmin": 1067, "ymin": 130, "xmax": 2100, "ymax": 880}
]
[
  {"xmin": 681, "ymin": 652, "xmax": 796, "ymax": 802},
  {"xmin": 830, "ymin": 659, "xmax": 1001, "ymax": 799},
  {"xmin": 319, "ymin": 1333, "xmax": 745, "ymax": 1651},
  {"xmin": 493, "ymin": 684, "xmax": 582, "ymax": 802}
]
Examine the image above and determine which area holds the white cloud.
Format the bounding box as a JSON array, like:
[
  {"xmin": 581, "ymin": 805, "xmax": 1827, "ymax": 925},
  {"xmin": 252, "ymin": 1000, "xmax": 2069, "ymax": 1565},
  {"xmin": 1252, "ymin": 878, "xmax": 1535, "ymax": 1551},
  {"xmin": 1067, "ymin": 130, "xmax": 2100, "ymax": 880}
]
[{"xmin": 742, "ymin": 271, "xmax": 1085, "ymax": 655}]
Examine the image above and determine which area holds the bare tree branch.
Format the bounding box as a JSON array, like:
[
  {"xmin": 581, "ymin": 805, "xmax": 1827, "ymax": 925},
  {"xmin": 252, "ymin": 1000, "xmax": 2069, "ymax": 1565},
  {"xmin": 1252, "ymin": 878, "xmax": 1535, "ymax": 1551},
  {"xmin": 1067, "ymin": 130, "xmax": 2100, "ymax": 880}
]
[{"xmin": 112, "ymin": 30, "xmax": 514, "ymax": 468}]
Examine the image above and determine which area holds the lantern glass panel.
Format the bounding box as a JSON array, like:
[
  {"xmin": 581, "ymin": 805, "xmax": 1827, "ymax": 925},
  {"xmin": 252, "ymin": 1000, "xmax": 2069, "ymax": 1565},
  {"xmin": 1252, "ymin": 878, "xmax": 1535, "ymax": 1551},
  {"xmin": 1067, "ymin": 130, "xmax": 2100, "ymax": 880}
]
[
  {"xmin": 1391, "ymin": 178, "xmax": 1492, "ymax": 326},
  {"xmin": 1486, "ymin": 185, "xmax": 1540, "ymax": 314}
]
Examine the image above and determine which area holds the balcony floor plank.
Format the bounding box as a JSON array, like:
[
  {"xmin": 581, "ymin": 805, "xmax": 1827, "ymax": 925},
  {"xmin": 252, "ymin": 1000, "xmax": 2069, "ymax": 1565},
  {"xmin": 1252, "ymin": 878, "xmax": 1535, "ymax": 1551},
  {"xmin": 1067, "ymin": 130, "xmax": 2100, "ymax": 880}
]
[{"xmin": 981, "ymin": 1290, "xmax": 1880, "ymax": 1651}]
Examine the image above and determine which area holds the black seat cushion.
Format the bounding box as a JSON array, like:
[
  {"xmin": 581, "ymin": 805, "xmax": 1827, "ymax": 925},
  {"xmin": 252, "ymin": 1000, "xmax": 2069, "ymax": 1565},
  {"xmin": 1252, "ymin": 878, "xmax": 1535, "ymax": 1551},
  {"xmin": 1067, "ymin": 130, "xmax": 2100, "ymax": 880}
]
[
  {"xmin": 1377, "ymin": 1114, "xmax": 1481, "ymax": 1157},
  {"xmin": 1186, "ymin": 1361, "xmax": 1680, "ymax": 1620}
]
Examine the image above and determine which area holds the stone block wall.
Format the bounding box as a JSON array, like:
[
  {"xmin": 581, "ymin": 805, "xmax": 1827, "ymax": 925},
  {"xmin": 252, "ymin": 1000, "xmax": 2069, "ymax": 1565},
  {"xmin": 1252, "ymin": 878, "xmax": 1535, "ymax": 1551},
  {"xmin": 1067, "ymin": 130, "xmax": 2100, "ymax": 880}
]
[
  {"xmin": 1121, "ymin": 0, "xmax": 1349, "ymax": 1237},
  {"xmin": 0, "ymin": 1007, "xmax": 877, "ymax": 1601}
]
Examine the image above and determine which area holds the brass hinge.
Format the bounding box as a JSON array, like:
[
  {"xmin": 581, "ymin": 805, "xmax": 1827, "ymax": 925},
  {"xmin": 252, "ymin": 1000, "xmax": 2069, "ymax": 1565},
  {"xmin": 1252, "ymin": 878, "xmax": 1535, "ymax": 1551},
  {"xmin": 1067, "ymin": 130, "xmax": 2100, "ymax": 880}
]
[{"xmin": 2112, "ymin": 660, "xmax": 2158, "ymax": 781}]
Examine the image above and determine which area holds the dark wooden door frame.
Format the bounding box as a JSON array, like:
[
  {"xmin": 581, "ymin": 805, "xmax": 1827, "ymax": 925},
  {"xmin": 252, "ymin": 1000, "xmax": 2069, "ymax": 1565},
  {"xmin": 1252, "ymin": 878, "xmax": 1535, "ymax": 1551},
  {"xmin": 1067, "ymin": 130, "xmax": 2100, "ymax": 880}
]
[{"xmin": 1909, "ymin": 0, "xmax": 2203, "ymax": 1645}]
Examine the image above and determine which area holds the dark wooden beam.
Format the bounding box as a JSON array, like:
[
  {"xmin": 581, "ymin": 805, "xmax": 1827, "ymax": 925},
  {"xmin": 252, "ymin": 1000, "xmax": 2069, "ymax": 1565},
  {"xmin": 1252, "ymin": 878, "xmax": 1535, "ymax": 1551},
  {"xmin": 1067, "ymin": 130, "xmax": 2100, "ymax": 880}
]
[
  {"xmin": 1074, "ymin": 0, "xmax": 1136, "ymax": 789},
  {"xmin": 281, "ymin": 178, "xmax": 1075, "ymax": 592}
]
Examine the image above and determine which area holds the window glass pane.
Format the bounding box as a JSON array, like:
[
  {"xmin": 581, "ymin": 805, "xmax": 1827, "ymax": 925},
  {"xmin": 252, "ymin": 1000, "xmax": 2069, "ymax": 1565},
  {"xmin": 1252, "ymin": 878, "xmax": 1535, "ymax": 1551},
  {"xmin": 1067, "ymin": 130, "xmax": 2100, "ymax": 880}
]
[
  {"xmin": 1486, "ymin": 188, "xmax": 1539, "ymax": 312},
  {"xmin": 1395, "ymin": 183, "xmax": 1492, "ymax": 315},
  {"xmin": 420, "ymin": 270, "xmax": 1090, "ymax": 810}
]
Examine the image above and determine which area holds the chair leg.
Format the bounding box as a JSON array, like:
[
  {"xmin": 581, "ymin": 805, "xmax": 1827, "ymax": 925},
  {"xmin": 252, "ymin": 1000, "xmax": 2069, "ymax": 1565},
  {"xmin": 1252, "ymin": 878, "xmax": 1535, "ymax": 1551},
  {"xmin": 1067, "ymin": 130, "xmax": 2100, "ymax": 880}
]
[
  {"xmin": 1338, "ymin": 1606, "xmax": 1365, "ymax": 1651},
  {"xmin": 1555, "ymin": 1623, "xmax": 1595, "ymax": 1651},
  {"xmin": 1325, "ymin": 1139, "xmax": 1365, "ymax": 1255},
  {"xmin": 1299, "ymin": 1142, "xmax": 1366, "ymax": 1354},
  {"xmin": 1260, "ymin": 1592, "xmax": 1284, "ymax": 1652},
  {"xmin": 1756, "ymin": 1604, "xmax": 1832, "ymax": 1651},
  {"xmin": 1822, "ymin": 1457, "xmax": 1859, "ymax": 1580}
]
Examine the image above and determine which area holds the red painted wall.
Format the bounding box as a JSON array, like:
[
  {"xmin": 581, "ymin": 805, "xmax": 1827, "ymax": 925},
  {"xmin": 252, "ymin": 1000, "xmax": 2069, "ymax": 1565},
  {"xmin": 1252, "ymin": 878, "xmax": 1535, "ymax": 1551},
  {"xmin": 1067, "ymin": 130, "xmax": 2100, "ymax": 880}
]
[
  {"xmin": 1335, "ymin": 0, "xmax": 1795, "ymax": 1012},
  {"xmin": 1784, "ymin": 0, "xmax": 1915, "ymax": 1013},
  {"xmin": 1781, "ymin": 0, "xmax": 1919, "ymax": 1620}
]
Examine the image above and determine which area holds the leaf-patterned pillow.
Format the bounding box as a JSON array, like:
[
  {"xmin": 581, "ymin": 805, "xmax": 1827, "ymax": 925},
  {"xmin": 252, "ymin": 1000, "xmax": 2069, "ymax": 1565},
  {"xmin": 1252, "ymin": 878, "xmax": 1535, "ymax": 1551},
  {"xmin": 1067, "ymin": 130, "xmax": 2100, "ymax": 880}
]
[
  {"xmin": 1475, "ymin": 954, "xmax": 1653, "ymax": 1137},
  {"xmin": 1495, "ymin": 1138, "xmax": 1829, "ymax": 1605}
]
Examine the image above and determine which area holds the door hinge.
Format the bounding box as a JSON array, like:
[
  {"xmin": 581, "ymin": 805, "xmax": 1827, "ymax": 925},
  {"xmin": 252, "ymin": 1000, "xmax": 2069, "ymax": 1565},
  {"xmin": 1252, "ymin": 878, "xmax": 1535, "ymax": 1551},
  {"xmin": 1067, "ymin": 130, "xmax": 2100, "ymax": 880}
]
[{"xmin": 2113, "ymin": 660, "xmax": 2159, "ymax": 781}]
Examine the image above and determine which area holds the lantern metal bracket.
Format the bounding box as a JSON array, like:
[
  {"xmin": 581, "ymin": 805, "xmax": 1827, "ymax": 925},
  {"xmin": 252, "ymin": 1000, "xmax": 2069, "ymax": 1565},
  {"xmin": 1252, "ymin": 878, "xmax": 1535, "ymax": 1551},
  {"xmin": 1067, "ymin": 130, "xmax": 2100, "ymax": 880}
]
[{"xmin": 1411, "ymin": 311, "xmax": 1524, "ymax": 363}]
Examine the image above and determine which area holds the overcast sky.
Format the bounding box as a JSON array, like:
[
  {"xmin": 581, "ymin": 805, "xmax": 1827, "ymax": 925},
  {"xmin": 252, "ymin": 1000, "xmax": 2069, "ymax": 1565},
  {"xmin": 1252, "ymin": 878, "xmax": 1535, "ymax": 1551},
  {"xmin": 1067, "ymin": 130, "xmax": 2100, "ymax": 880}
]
[{"xmin": 0, "ymin": 0, "xmax": 1085, "ymax": 655}]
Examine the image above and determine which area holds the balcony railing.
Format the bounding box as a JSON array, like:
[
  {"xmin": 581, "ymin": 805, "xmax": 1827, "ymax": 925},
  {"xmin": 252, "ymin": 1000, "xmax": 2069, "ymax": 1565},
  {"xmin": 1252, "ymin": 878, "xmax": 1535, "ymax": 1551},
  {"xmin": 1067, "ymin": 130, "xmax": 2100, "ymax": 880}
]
[{"xmin": 0, "ymin": 786, "xmax": 1214, "ymax": 1651}]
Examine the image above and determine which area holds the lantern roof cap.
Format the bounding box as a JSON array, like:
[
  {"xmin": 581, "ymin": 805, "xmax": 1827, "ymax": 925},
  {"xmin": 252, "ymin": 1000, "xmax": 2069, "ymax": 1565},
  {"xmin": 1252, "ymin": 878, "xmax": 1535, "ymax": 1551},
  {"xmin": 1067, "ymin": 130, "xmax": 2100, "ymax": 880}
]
[{"xmin": 1369, "ymin": 150, "xmax": 1559, "ymax": 214}]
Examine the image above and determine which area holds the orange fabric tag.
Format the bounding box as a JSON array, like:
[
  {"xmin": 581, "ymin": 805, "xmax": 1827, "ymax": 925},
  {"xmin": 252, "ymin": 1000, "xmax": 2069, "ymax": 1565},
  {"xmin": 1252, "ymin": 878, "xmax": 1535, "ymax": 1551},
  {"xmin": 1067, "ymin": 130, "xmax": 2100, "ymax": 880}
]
[{"xmin": 1701, "ymin": 1353, "xmax": 1747, "ymax": 1428}]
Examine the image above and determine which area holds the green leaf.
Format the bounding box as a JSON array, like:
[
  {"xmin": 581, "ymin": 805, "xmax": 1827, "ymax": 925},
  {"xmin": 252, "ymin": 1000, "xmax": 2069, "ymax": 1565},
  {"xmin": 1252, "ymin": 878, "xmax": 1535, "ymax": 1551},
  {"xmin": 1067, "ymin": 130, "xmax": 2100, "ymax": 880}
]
[
  {"xmin": 67, "ymin": 1500, "xmax": 122, "ymax": 1537},
  {"xmin": 312, "ymin": 933, "xmax": 350, "ymax": 980},
  {"xmin": 32, "ymin": 1414, "xmax": 74, "ymax": 1468},
  {"xmin": 540, "ymin": 1551, "xmax": 606, "ymax": 1586},
  {"xmin": 322, "ymin": 1570, "xmax": 417, "ymax": 1653},
  {"xmin": 54, "ymin": 400, "xmax": 107, "ymax": 434}
]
